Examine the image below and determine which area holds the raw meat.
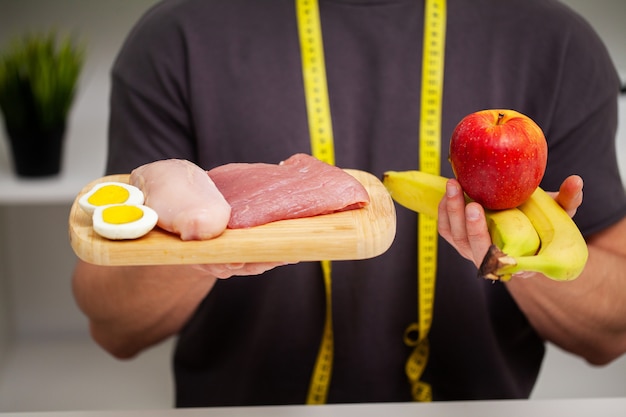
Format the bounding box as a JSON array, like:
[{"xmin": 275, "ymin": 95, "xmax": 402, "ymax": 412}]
[
  {"xmin": 207, "ymin": 153, "xmax": 370, "ymax": 228},
  {"xmin": 130, "ymin": 159, "xmax": 231, "ymax": 240}
]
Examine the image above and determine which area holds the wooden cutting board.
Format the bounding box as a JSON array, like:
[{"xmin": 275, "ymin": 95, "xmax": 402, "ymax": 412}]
[{"xmin": 69, "ymin": 169, "xmax": 396, "ymax": 265}]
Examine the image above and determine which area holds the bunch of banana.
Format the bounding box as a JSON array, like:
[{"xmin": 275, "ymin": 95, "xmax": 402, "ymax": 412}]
[{"xmin": 382, "ymin": 170, "xmax": 588, "ymax": 281}]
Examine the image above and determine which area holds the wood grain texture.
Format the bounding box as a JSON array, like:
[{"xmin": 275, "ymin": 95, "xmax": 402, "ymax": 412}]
[{"xmin": 68, "ymin": 169, "xmax": 396, "ymax": 265}]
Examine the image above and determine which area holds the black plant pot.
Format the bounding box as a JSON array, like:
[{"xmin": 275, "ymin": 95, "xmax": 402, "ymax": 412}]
[{"xmin": 5, "ymin": 123, "xmax": 65, "ymax": 177}]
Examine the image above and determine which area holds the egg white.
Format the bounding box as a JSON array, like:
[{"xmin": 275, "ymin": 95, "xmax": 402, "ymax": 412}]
[
  {"xmin": 92, "ymin": 204, "xmax": 158, "ymax": 240},
  {"xmin": 79, "ymin": 182, "xmax": 145, "ymax": 215}
]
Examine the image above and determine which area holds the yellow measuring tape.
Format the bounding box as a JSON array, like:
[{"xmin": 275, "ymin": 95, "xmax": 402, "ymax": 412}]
[
  {"xmin": 295, "ymin": 0, "xmax": 335, "ymax": 405},
  {"xmin": 296, "ymin": 0, "xmax": 446, "ymax": 403},
  {"xmin": 296, "ymin": 0, "xmax": 336, "ymax": 166},
  {"xmin": 405, "ymin": 0, "xmax": 446, "ymax": 402}
]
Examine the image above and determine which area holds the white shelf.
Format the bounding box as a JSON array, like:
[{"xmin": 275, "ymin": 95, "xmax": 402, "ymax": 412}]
[
  {"xmin": 0, "ymin": 170, "xmax": 96, "ymax": 205},
  {"xmin": 0, "ymin": 123, "xmax": 107, "ymax": 205}
]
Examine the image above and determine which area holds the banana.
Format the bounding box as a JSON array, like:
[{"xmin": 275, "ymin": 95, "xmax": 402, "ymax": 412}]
[
  {"xmin": 383, "ymin": 170, "xmax": 447, "ymax": 219},
  {"xmin": 479, "ymin": 187, "xmax": 588, "ymax": 281},
  {"xmin": 382, "ymin": 171, "xmax": 541, "ymax": 261},
  {"xmin": 484, "ymin": 209, "xmax": 541, "ymax": 260}
]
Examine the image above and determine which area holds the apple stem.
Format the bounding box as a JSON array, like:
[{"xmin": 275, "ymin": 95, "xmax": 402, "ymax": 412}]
[{"xmin": 497, "ymin": 112, "xmax": 505, "ymax": 125}]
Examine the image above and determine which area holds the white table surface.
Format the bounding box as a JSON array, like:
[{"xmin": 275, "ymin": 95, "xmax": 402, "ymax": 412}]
[{"xmin": 1, "ymin": 398, "xmax": 625, "ymax": 417}]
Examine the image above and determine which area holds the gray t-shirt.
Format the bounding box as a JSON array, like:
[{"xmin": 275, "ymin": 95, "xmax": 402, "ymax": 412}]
[{"xmin": 106, "ymin": 0, "xmax": 626, "ymax": 406}]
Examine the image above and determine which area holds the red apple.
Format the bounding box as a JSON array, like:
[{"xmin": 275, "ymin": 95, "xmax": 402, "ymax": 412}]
[{"xmin": 448, "ymin": 109, "xmax": 548, "ymax": 210}]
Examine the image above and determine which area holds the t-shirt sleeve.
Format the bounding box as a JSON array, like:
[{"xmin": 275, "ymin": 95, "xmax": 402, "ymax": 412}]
[
  {"xmin": 105, "ymin": 3, "xmax": 197, "ymax": 175},
  {"xmin": 539, "ymin": 8, "xmax": 626, "ymax": 237}
]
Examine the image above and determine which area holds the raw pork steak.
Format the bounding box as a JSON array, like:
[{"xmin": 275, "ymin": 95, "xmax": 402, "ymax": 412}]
[{"xmin": 207, "ymin": 153, "xmax": 370, "ymax": 228}]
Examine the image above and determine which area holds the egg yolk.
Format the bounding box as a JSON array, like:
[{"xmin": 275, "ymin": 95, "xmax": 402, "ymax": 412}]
[
  {"xmin": 102, "ymin": 205, "xmax": 144, "ymax": 224},
  {"xmin": 88, "ymin": 185, "xmax": 130, "ymax": 206}
]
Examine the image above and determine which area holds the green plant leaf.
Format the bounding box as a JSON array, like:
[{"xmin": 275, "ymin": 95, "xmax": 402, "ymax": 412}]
[{"xmin": 0, "ymin": 30, "xmax": 85, "ymax": 133}]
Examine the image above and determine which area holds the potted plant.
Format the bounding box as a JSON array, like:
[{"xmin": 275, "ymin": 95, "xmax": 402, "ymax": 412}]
[{"xmin": 0, "ymin": 31, "xmax": 84, "ymax": 177}]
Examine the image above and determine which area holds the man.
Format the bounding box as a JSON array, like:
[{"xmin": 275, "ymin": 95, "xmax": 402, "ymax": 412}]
[{"xmin": 73, "ymin": 0, "xmax": 626, "ymax": 406}]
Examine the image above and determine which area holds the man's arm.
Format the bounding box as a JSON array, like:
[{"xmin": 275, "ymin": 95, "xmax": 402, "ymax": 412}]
[
  {"xmin": 507, "ymin": 216, "xmax": 626, "ymax": 365},
  {"xmin": 72, "ymin": 260, "xmax": 283, "ymax": 359},
  {"xmin": 72, "ymin": 261, "xmax": 217, "ymax": 359}
]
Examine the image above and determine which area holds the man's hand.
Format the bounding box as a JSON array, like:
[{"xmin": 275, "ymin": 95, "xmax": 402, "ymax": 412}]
[
  {"xmin": 437, "ymin": 175, "xmax": 584, "ymax": 268},
  {"xmin": 551, "ymin": 175, "xmax": 583, "ymax": 218},
  {"xmin": 192, "ymin": 262, "xmax": 292, "ymax": 279}
]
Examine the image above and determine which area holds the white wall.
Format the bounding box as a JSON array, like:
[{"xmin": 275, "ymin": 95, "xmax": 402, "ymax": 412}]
[
  {"xmin": 0, "ymin": 0, "xmax": 162, "ymax": 408},
  {"xmin": 0, "ymin": 0, "xmax": 624, "ymax": 411}
]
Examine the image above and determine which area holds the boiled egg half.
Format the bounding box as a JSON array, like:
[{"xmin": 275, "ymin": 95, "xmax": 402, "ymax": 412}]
[
  {"xmin": 78, "ymin": 182, "xmax": 145, "ymax": 215},
  {"xmin": 92, "ymin": 204, "xmax": 158, "ymax": 240}
]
